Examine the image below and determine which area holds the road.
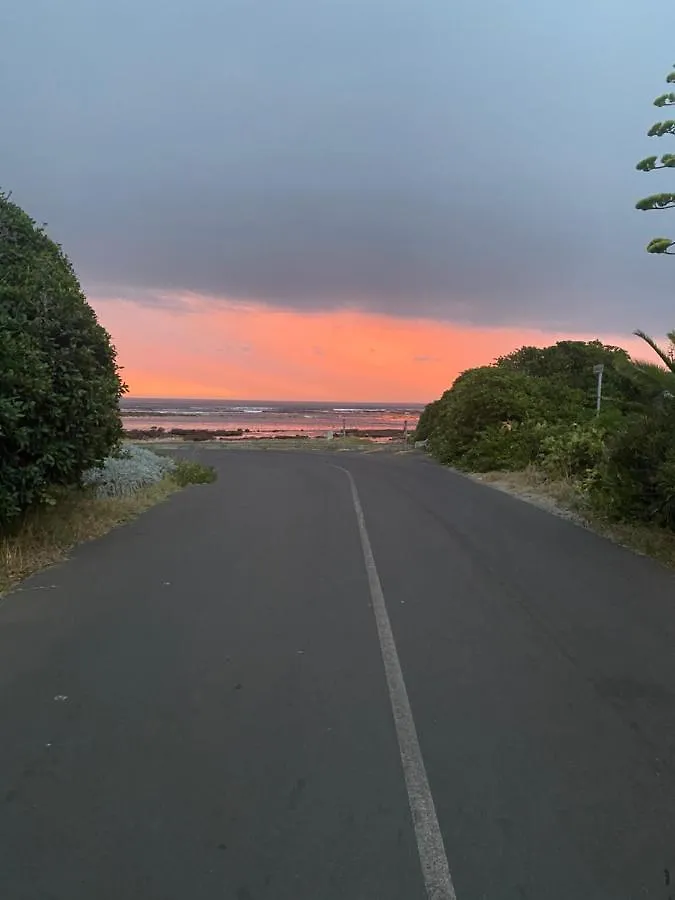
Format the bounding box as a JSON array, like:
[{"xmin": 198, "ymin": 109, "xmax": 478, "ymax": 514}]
[{"xmin": 2, "ymin": 448, "xmax": 675, "ymax": 899}]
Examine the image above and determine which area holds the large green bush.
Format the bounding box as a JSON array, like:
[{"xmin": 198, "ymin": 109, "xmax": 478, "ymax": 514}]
[
  {"xmin": 587, "ymin": 407, "xmax": 675, "ymax": 528},
  {"xmin": 425, "ymin": 366, "xmax": 584, "ymax": 471},
  {"xmin": 413, "ymin": 398, "xmax": 442, "ymax": 442},
  {"xmin": 418, "ymin": 336, "xmax": 675, "ymax": 531},
  {"xmin": 0, "ymin": 193, "xmax": 126, "ymax": 523},
  {"xmin": 537, "ymin": 421, "xmax": 608, "ymax": 480},
  {"xmin": 494, "ymin": 340, "xmax": 644, "ymax": 412}
]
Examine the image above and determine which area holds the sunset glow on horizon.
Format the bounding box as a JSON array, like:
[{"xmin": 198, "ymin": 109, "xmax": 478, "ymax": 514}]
[
  {"xmin": 7, "ymin": 0, "xmax": 674, "ymax": 407},
  {"xmin": 91, "ymin": 294, "xmax": 650, "ymax": 403}
]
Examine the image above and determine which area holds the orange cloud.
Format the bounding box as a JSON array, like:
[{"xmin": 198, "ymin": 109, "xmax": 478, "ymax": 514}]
[{"xmin": 90, "ymin": 294, "xmax": 652, "ymax": 402}]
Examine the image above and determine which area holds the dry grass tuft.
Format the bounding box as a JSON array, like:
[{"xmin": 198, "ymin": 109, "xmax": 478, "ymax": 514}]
[
  {"xmin": 144, "ymin": 437, "xmax": 406, "ymax": 453},
  {"xmin": 0, "ymin": 479, "xmax": 178, "ymax": 596},
  {"xmin": 473, "ymin": 467, "xmax": 583, "ymax": 519},
  {"xmin": 582, "ymin": 518, "xmax": 675, "ymax": 569},
  {"xmin": 473, "ymin": 466, "xmax": 675, "ymax": 569}
]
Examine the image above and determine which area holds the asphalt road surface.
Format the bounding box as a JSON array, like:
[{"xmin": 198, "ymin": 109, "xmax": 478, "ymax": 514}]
[{"xmin": 2, "ymin": 448, "xmax": 675, "ymax": 899}]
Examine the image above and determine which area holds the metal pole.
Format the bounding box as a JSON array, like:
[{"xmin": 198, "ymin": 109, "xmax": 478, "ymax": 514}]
[
  {"xmin": 342, "ymin": 416, "xmax": 346, "ymax": 438},
  {"xmin": 404, "ymin": 419, "xmax": 408, "ymax": 443},
  {"xmin": 593, "ymin": 364, "xmax": 604, "ymax": 416}
]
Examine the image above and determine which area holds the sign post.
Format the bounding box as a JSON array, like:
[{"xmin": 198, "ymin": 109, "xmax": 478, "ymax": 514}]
[{"xmin": 593, "ymin": 364, "xmax": 604, "ymax": 416}]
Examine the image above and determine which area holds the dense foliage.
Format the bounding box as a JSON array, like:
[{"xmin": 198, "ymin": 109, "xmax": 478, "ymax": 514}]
[
  {"xmin": 428, "ymin": 366, "xmax": 582, "ymax": 471},
  {"xmin": 494, "ymin": 340, "xmax": 644, "ymax": 412},
  {"xmin": 0, "ymin": 193, "xmax": 126, "ymax": 523},
  {"xmin": 588, "ymin": 407, "xmax": 675, "ymax": 527},
  {"xmin": 417, "ymin": 339, "xmax": 675, "ymax": 530}
]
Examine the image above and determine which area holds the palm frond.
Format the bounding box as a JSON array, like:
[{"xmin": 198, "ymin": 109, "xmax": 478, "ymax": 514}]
[{"xmin": 633, "ymin": 329, "xmax": 675, "ymax": 372}]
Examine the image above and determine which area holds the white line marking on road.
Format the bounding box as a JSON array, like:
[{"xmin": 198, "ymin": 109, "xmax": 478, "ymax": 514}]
[{"xmin": 335, "ymin": 465, "xmax": 458, "ymax": 900}]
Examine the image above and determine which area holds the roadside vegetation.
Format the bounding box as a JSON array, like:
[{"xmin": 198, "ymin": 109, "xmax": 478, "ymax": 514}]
[
  {"xmin": 141, "ymin": 436, "xmax": 403, "ymax": 453},
  {"xmin": 416, "ymin": 63, "xmax": 675, "ymax": 566},
  {"xmin": 416, "ymin": 338, "xmax": 675, "ymax": 564},
  {"xmin": 0, "ymin": 193, "xmax": 216, "ymax": 594},
  {"xmin": 0, "ymin": 451, "xmax": 216, "ymax": 594}
]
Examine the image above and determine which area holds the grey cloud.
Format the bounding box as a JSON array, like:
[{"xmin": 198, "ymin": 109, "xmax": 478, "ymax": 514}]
[{"xmin": 3, "ymin": 0, "xmax": 675, "ymax": 332}]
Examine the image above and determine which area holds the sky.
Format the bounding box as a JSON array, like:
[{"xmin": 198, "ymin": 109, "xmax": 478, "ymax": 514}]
[{"xmin": 2, "ymin": 0, "xmax": 674, "ymax": 401}]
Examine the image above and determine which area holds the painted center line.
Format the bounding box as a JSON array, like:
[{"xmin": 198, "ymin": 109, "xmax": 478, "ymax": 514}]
[{"xmin": 335, "ymin": 465, "xmax": 458, "ymax": 900}]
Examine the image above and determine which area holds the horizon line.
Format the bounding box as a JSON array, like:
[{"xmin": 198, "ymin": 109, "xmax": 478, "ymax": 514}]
[{"xmin": 121, "ymin": 396, "xmax": 429, "ymax": 405}]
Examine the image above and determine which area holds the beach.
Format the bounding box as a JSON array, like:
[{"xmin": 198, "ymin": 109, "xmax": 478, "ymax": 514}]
[{"xmin": 121, "ymin": 398, "xmax": 422, "ymax": 440}]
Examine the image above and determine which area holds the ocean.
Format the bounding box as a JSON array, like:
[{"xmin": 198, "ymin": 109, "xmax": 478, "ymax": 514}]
[{"xmin": 121, "ymin": 398, "xmax": 423, "ymax": 438}]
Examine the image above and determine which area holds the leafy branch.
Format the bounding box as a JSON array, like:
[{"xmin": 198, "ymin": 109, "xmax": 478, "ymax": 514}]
[{"xmin": 636, "ymin": 66, "xmax": 675, "ymax": 253}]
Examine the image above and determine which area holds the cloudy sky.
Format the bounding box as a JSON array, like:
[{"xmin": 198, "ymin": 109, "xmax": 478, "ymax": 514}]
[{"xmin": 2, "ymin": 0, "xmax": 674, "ymax": 399}]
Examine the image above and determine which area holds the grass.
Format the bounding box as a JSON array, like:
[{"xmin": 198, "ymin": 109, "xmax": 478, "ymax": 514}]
[
  {"xmin": 475, "ymin": 467, "xmax": 583, "ymax": 514},
  {"xmin": 0, "ymin": 459, "xmax": 216, "ymax": 596},
  {"xmin": 141, "ymin": 437, "xmax": 408, "ymax": 453},
  {"xmin": 595, "ymin": 520, "xmax": 675, "ymax": 568},
  {"xmin": 473, "ymin": 466, "xmax": 675, "ymax": 569}
]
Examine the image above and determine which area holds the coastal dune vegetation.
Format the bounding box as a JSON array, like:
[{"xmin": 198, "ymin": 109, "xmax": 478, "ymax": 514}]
[
  {"xmin": 416, "ymin": 338, "xmax": 675, "ymax": 564},
  {"xmin": 418, "ymin": 62, "xmax": 675, "ymax": 566},
  {"xmin": 0, "ymin": 193, "xmax": 215, "ymax": 593}
]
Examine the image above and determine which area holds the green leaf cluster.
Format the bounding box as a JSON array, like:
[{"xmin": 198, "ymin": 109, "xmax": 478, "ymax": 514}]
[
  {"xmin": 420, "ymin": 353, "xmax": 588, "ymax": 472},
  {"xmin": 636, "ymin": 66, "xmax": 675, "ymax": 253},
  {"xmin": 416, "ymin": 339, "xmax": 675, "ymax": 530},
  {"xmin": 0, "ymin": 193, "xmax": 126, "ymax": 523},
  {"xmin": 588, "ymin": 407, "xmax": 675, "ymax": 528}
]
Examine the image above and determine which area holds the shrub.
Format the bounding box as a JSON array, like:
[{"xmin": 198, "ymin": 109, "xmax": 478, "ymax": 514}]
[
  {"xmin": 426, "ymin": 367, "xmax": 583, "ymax": 470},
  {"xmin": 0, "ymin": 193, "xmax": 125, "ymax": 523},
  {"xmin": 171, "ymin": 459, "xmax": 217, "ymax": 486},
  {"xmin": 537, "ymin": 421, "xmax": 607, "ymax": 480},
  {"xmin": 456, "ymin": 421, "xmax": 543, "ymax": 472},
  {"xmin": 82, "ymin": 448, "xmax": 217, "ymax": 498},
  {"xmin": 83, "ymin": 446, "xmax": 176, "ymax": 498},
  {"xmin": 418, "ymin": 336, "xmax": 675, "ymax": 534},
  {"xmin": 495, "ymin": 340, "xmax": 643, "ymax": 412},
  {"xmin": 588, "ymin": 408, "xmax": 675, "ymax": 528},
  {"xmin": 414, "ymin": 399, "xmax": 443, "ymax": 442}
]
